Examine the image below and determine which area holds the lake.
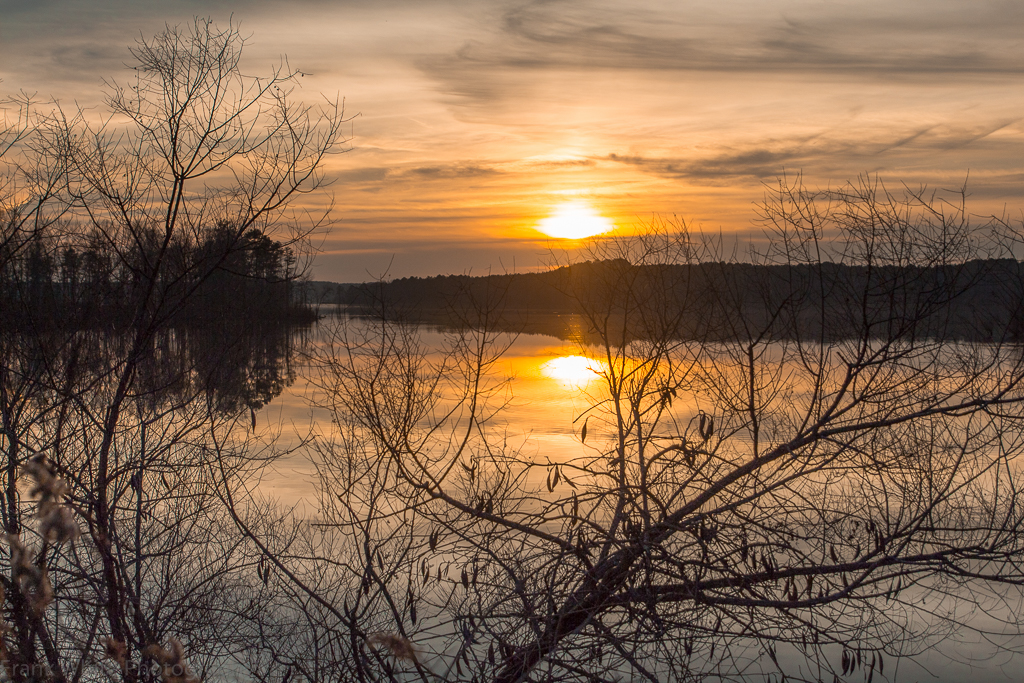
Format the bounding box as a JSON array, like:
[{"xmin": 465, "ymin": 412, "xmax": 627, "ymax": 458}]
[
  {"xmin": 251, "ymin": 314, "xmax": 1024, "ymax": 683},
  {"xmin": 257, "ymin": 314, "xmax": 612, "ymax": 507}
]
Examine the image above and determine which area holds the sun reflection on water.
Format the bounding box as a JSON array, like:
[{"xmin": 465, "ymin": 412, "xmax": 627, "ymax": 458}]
[{"xmin": 540, "ymin": 355, "xmax": 606, "ymax": 389}]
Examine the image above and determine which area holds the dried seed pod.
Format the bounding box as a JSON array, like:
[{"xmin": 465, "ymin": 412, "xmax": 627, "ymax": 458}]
[
  {"xmin": 5, "ymin": 533, "xmax": 52, "ymax": 613},
  {"xmin": 143, "ymin": 638, "xmax": 199, "ymax": 683},
  {"xmin": 102, "ymin": 637, "xmax": 128, "ymax": 669},
  {"xmin": 429, "ymin": 529, "xmax": 439, "ymax": 552},
  {"xmin": 40, "ymin": 506, "xmax": 80, "ymax": 544},
  {"xmin": 367, "ymin": 633, "xmax": 420, "ymax": 663},
  {"xmin": 22, "ymin": 455, "xmax": 79, "ymax": 545}
]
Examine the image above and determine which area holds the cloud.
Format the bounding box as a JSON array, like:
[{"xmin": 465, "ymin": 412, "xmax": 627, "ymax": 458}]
[
  {"xmin": 326, "ymin": 162, "xmax": 504, "ymax": 194},
  {"xmin": 520, "ymin": 157, "xmax": 596, "ymax": 169},
  {"xmin": 331, "ymin": 157, "xmax": 596, "ymax": 189},
  {"xmin": 606, "ymin": 120, "xmax": 1024, "ymax": 183},
  {"xmin": 609, "ymin": 143, "xmax": 864, "ymax": 183},
  {"xmin": 418, "ymin": 0, "xmax": 1024, "ymax": 110},
  {"xmin": 402, "ymin": 164, "xmax": 501, "ymax": 179},
  {"xmin": 332, "ymin": 167, "xmax": 391, "ymax": 183}
]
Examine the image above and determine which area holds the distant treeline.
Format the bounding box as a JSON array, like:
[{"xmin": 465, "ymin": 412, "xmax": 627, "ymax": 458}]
[
  {"xmin": 338, "ymin": 258, "xmax": 1024, "ymax": 342},
  {"xmin": 299, "ymin": 280, "xmax": 358, "ymax": 306},
  {"xmin": 0, "ymin": 222, "xmax": 316, "ymax": 330}
]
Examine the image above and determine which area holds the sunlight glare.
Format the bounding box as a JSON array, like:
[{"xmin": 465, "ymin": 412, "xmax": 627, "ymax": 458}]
[
  {"xmin": 541, "ymin": 355, "xmax": 605, "ymax": 388},
  {"xmin": 536, "ymin": 200, "xmax": 614, "ymax": 240}
]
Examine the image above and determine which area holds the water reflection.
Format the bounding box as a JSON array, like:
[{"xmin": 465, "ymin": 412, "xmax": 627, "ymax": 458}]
[
  {"xmin": 325, "ymin": 305, "xmax": 604, "ymax": 345},
  {"xmin": 285, "ymin": 314, "xmax": 1024, "ymax": 682},
  {"xmin": 94, "ymin": 313, "xmax": 1019, "ymax": 683},
  {"xmin": 540, "ymin": 355, "xmax": 606, "ymax": 389},
  {"xmin": 0, "ymin": 320, "xmax": 302, "ymax": 418},
  {"xmin": 259, "ymin": 323, "xmax": 607, "ymax": 504}
]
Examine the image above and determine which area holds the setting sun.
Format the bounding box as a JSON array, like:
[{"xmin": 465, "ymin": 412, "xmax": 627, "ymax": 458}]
[{"xmin": 536, "ymin": 200, "xmax": 615, "ymax": 240}]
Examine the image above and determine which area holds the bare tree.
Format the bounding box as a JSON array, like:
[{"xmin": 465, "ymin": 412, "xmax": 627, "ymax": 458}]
[
  {"xmin": 1, "ymin": 19, "xmax": 348, "ymax": 682},
  {"xmin": 303, "ymin": 177, "xmax": 1024, "ymax": 682}
]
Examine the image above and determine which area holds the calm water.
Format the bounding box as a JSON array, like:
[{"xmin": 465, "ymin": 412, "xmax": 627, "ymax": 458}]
[
  {"xmin": 257, "ymin": 319, "xmax": 607, "ymax": 506},
  {"xmin": 252, "ymin": 316, "xmax": 1024, "ymax": 683}
]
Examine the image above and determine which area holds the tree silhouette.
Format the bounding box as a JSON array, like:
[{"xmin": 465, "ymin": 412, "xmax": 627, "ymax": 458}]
[
  {"xmin": 1, "ymin": 19, "xmax": 347, "ymax": 682},
  {"xmin": 301, "ymin": 177, "xmax": 1024, "ymax": 683}
]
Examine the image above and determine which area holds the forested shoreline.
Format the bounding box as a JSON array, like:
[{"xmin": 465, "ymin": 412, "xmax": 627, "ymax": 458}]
[
  {"xmin": 338, "ymin": 257, "xmax": 1024, "ymax": 342},
  {"xmin": 1, "ymin": 222, "xmax": 316, "ymax": 331}
]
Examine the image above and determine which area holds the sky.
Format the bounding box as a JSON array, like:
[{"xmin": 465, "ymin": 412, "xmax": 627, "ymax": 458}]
[{"xmin": 2, "ymin": 0, "xmax": 1023, "ymax": 280}]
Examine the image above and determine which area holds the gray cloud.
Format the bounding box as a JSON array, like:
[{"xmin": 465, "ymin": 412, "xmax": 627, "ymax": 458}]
[
  {"xmin": 0, "ymin": 1, "xmax": 392, "ymax": 93},
  {"xmin": 402, "ymin": 164, "xmax": 501, "ymax": 179},
  {"xmin": 606, "ymin": 120, "xmax": 1024, "ymax": 183},
  {"xmin": 332, "ymin": 167, "xmax": 390, "ymax": 183},
  {"xmin": 419, "ymin": 0, "xmax": 1024, "ymax": 108},
  {"xmin": 328, "ymin": 163, "xmax": 502, "ymax": 189},
  {"xmin": 333, "ymin": 158, "xmax": 590, "ymax": 187},
  {"xmin": 608, "ymin": 139, "xmax": 870, "ymax": 182},
  {"xmin": 525, "ymin": 157, "xmax": 596, "ymax": 169}
]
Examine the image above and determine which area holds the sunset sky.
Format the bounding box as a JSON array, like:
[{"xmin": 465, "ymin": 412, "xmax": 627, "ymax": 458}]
[{"xmin": 3, "ymin": 0, "xmax": 1023, "ymax": 280}]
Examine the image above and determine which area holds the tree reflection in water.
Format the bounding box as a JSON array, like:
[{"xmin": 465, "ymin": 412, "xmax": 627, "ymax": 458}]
[{"xmin": 287, "ymin": 182, "xmax": 1024, "ymax": 683}]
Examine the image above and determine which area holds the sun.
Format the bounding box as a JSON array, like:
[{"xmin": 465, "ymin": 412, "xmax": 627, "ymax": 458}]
[{"xmin": 536, "ymin": 200, "xmax": 614, "ymax": 240}]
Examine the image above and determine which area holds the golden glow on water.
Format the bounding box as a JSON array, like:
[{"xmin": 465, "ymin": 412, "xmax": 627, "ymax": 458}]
[
  {"xmin": 536, "ymin": 200, "xmax": 615, "ymax": 240},
  {"xmin": 540, "ymin": 355, "xmax": 606, "ymax": 388}
]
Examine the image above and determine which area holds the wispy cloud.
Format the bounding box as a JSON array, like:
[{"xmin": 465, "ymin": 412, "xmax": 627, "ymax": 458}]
[
  {"xmin": 419, "ymin": 0, "xmax": 1024, "ymax": 111},
  {"xmin": 3, "ymin": 0, "xmax": 1023, "ymax": 279},
  {"xmin": 606, "ymin": 119, "xmax": 1024, "ymax": 182}
]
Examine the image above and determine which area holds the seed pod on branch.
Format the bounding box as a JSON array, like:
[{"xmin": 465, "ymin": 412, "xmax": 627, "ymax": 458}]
[
  {"xmin": 22, "ymin": 455, "xmax": 80, "ymax": 544},
  {"xmin": 367, "ymin": 633, "xmax": 420, "ymax": 664},
  {"xmin": 143, "ymin": 638, "xmax": 199, "ymax": 683},
  {"xmin": 4, "ymin": 533, "xmax": 52, "ymax": 613}
]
